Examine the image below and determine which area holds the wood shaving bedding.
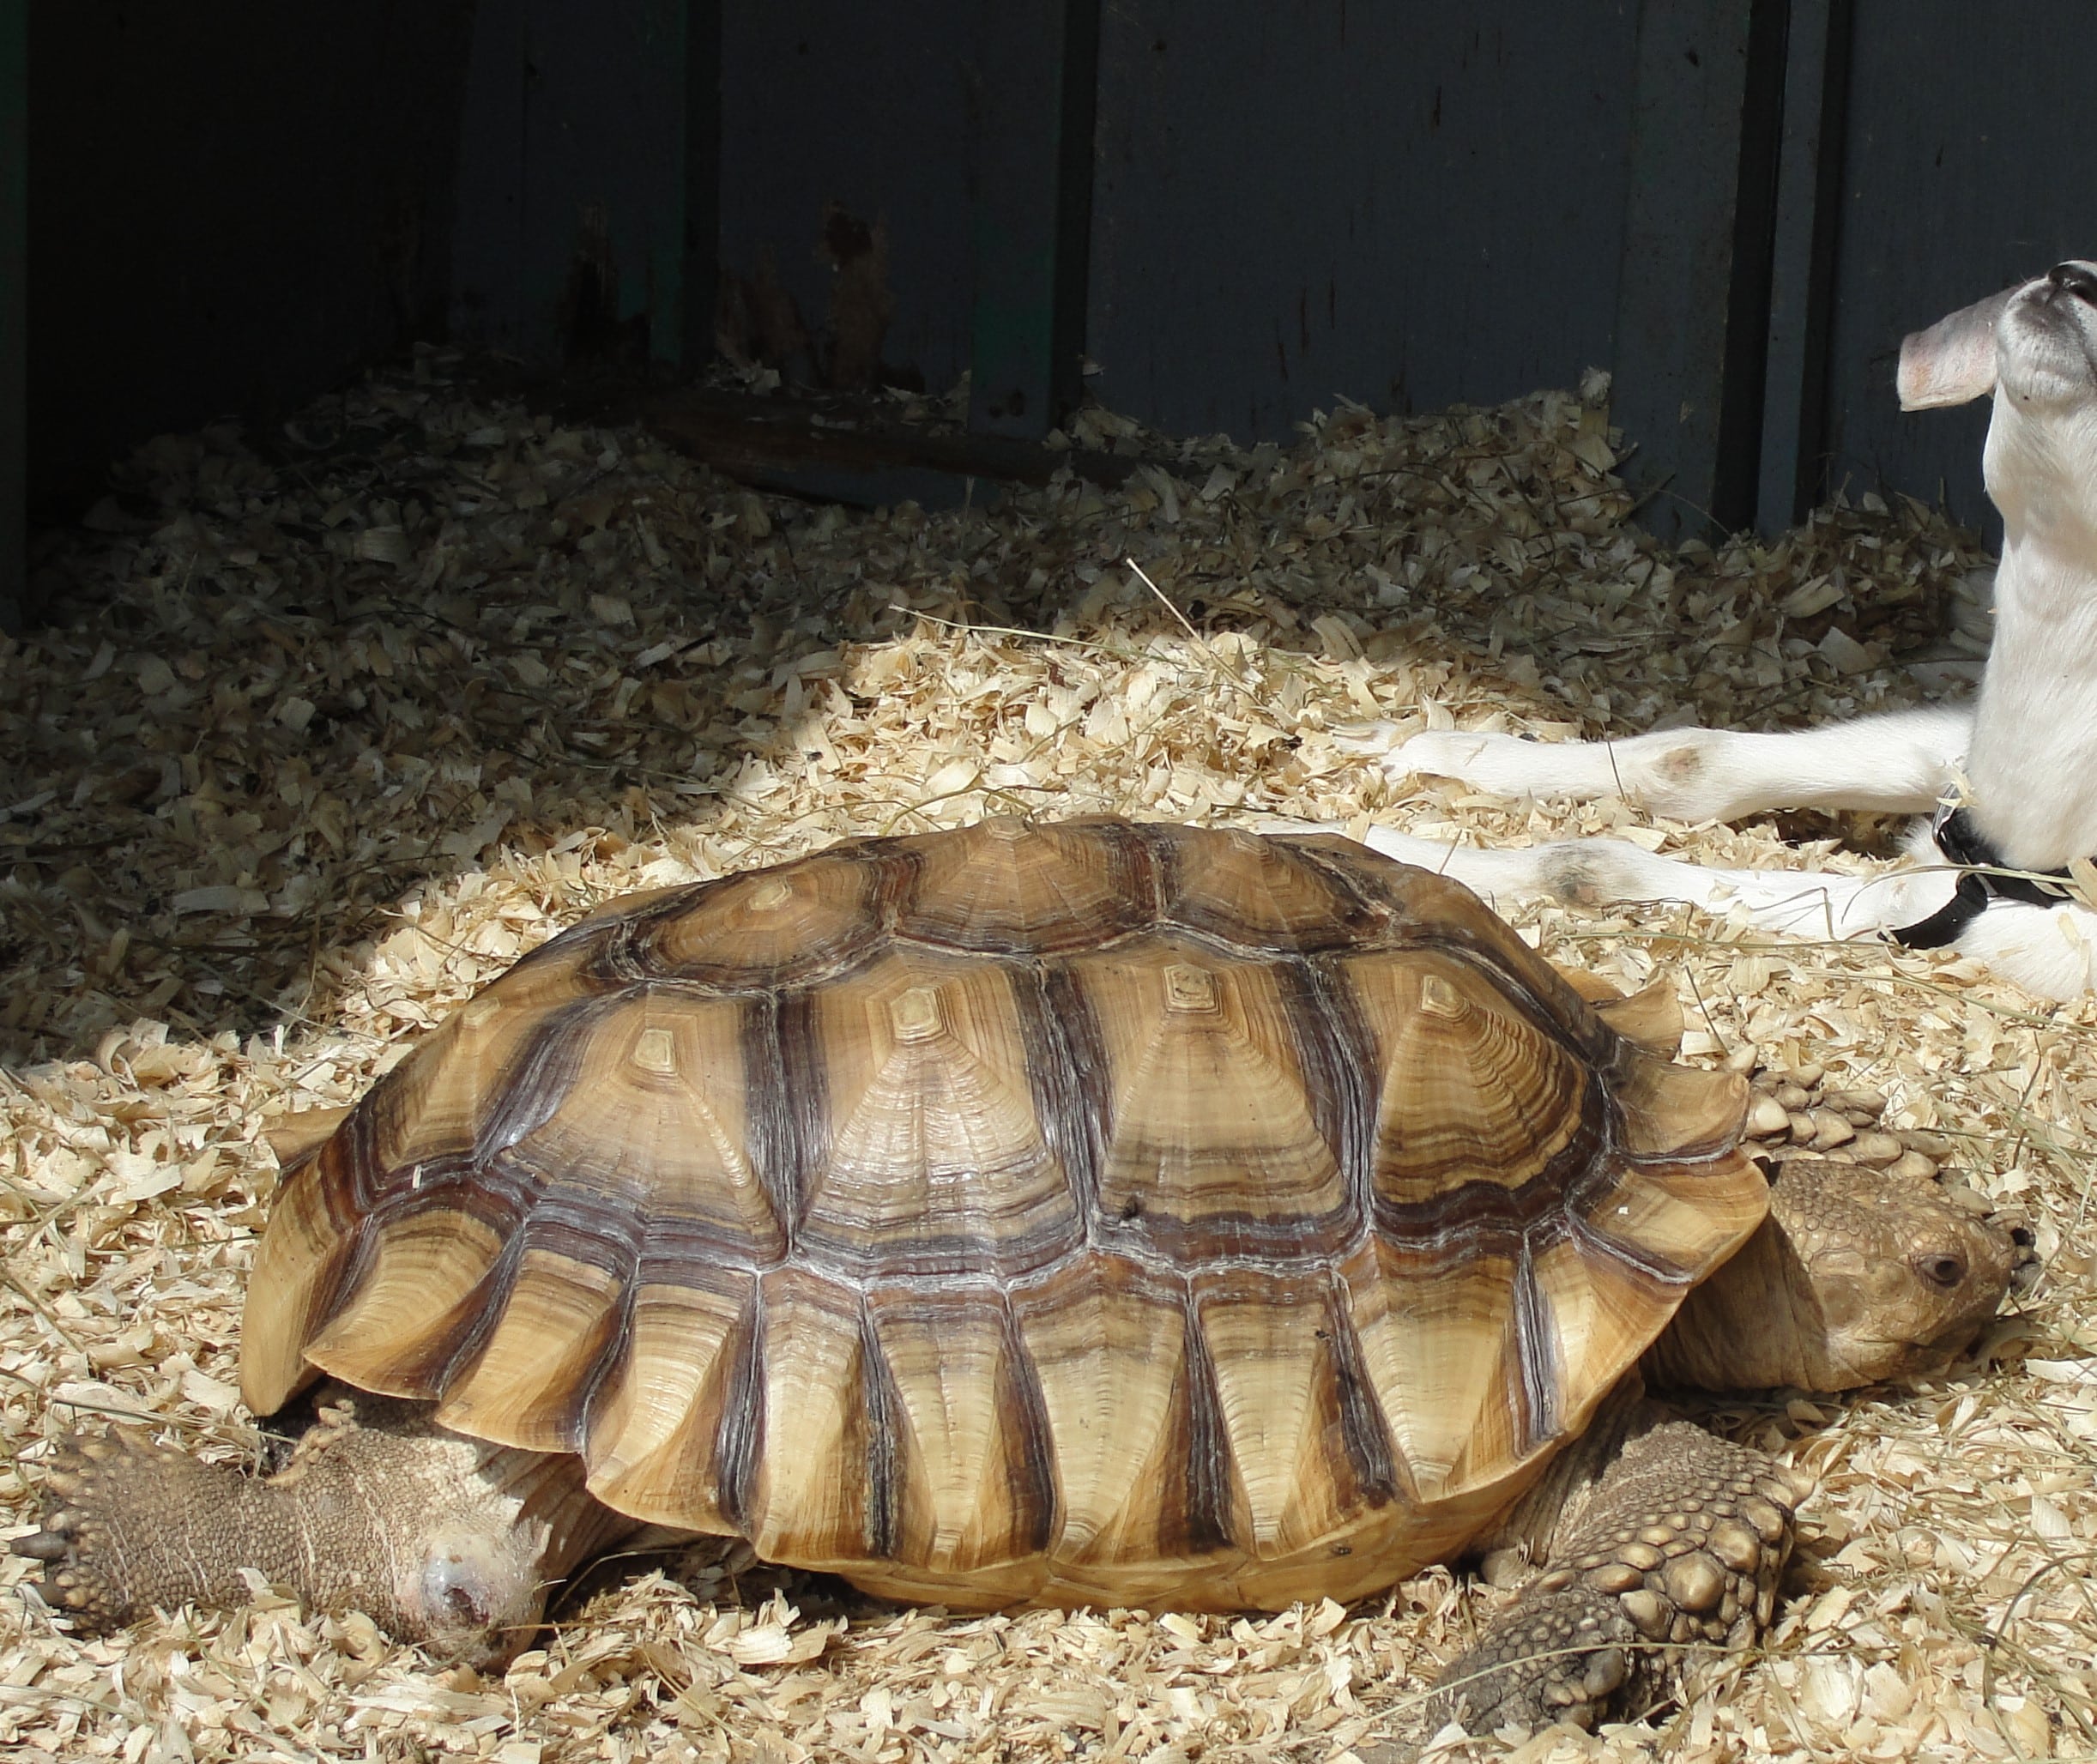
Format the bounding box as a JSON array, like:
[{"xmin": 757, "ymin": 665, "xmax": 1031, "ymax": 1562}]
[{"xmin": 0, "ymin": 350, "xmax": 2088, "ymax": 1761}]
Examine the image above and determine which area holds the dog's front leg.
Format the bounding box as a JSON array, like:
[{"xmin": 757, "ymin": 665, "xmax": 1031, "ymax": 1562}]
[
  {"xmin": 1333, "ymin": 825, "xmax": 1944, "ymax": 939},
  {"xmin": 1348, "ymin": 705, "xmax": 1973, "ymax": 820}
]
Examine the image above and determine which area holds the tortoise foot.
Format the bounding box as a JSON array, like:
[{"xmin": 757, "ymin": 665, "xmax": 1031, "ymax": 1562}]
[
  {"xmin": 13, "ymin": 1430, "xmax": 221, "ymax": 1630},
  {"xmin": 1434, "ymin": 1423, "xmax": 1801, "ymax": 1736},
  {"xmin": 1430, "ymin": 1583, "xmax": 1635, "ymax": 1734}
]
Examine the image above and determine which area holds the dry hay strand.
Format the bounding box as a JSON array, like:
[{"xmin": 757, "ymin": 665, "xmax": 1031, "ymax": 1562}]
[{"xmin": 0, "ymin": 353, "xmax": 2088, "ymax": 1762}]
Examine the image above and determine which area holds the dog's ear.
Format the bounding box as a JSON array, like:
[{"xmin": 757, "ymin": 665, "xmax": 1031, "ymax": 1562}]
[{"xmin": 1899, "ymin": 288, "xmax": 2015, "ymax": 409}]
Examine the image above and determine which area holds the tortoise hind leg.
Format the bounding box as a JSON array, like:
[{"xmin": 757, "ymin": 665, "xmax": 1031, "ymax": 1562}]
[
  {"xmin": 1433, "ymin": 1422, "xmax": 1801, "ymax": 1735},
  {"xmin": 15, "ymin": 1392, "xmax": 633, "ymax": 1666}
]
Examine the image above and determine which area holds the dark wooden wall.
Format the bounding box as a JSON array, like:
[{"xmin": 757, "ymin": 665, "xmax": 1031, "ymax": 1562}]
[
  {"xmin": 450, "ymin": 0, "xmax": 708, "ymax": 369},
  {"xmin": 15, "ymin": 0, "xmax": 2097, "ymax": 631},
  {"xmin": 715, "ymin": 1, "xmax": 982, "ymax": 396},
  {"xmin": 1085, "ymin": 1, "xmax": 1790, "ymax": 542},
  {"xmin": 711, "ymin": 0, "xmax": 1095, "ymax": 437},
  {"xmin": 28, "ymin": 3, "xmax": 477, "ymax": 523},
  {"xmin": 1086, "ymin": 8, "xmax": 1641, "ymax": 440}
]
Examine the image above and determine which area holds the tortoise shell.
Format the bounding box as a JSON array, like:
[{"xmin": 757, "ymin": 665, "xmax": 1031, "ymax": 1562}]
[{"xmin": 245, "ymin": 817, "xmax": 1763, "ymax": 1610}]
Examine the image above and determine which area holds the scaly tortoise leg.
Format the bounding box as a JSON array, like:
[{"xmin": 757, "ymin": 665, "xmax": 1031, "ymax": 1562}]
[
  {"xmin": 1431, "ymin": 1422, "xmax": 1802, "ymax": 1735},
  {"xmin": 13, "ymin": 1393, "xmax": 629, "ymax": 1666}
]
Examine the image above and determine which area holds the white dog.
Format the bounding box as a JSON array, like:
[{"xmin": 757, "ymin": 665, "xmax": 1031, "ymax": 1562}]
[{"xmin": 1328, "ymin": 261, "xmax": 2097, "ymax": 1000}]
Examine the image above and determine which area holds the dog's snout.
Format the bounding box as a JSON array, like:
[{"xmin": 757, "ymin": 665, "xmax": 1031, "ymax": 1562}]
[{"xmin": 2046, "ymin": 261, "xmax": 2097, "ymax": 304}]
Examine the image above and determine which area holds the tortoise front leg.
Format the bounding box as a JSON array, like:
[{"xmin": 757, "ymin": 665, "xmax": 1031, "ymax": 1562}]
[
  {"xmin": 1432, "ymin": 1422, "xmax": 1801, "ymax": 1735},
  {"xmin": 14, "ymin": 1393, "xmax": 631, "ymax": 1666}
]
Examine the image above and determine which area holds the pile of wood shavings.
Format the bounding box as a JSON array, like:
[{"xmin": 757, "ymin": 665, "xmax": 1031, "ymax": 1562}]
[{"xmin": 1, "ymin": 349, "xmax": 2092, "ymax": 1763}]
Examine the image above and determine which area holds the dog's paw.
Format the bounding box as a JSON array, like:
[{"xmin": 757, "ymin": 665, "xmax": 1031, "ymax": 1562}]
[{"xmin": 1325, "ymin": 719, "xmax": 1410, "ymax": 758}]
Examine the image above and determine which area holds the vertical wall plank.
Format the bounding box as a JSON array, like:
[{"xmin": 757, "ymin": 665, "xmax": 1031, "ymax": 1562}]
[
  {"xmin": 450, "ymin": 0, "xmax": 693, "ymax": 367},
  {"xmin": 716, "ymin": 2, "xmax": 981, "ymax": 393},
  {"xmin": 450, "ymin": 0, "xmax": 529, "ymax": 357},
  {"xmin": 0, "ymin": 4, "xmax": 21, "ymax": 631},
  {"xmin": 1609, "ymin": 0, "xmax": 1780, "ymax": 541},
  {"xmin": 1752, "ymin": 0, "xmax": 1847, "ymax": 532},
  {"xmin": 683, "ymin": 3, "xmax": 722, "ymax": 371},
  {"xmin": 965, "ymin": 0, "xmax": 1097, "ymax": 438}
]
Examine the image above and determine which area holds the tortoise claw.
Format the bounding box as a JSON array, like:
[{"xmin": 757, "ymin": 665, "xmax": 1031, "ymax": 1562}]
[{"xmin": 12, "ymin": 1526, "xmax": 74, "ymax": 1564}]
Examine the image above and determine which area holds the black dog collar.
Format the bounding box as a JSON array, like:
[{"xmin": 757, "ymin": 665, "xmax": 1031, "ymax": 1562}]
[{"xmin": 1889, "ymin": 805, "xmax": 2079, "ymax": 949}]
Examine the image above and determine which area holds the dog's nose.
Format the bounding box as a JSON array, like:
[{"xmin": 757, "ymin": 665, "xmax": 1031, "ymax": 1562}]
[{"xmin": 2047, "ymin": 261, "xmax": 2097, "ymax": 304}]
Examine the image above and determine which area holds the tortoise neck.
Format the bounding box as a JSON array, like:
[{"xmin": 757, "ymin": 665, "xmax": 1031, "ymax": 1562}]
[{"xmin": 1642, "ymin": 1217, "xmax": 1825, "ymax": 1392}]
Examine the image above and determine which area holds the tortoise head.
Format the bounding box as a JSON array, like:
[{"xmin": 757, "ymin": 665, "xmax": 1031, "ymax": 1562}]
[{"xmin": 1647, "ymin": 1155, "xmax": 2036, "ymax": 1392}]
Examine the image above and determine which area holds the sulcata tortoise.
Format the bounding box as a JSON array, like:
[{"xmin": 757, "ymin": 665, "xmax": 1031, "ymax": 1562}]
[{"xmin": 15, "ymin": 817, "xmax": 2027, "ymax": 1732}]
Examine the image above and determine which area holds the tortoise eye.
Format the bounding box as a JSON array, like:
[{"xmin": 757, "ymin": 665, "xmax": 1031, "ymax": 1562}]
[{"xmin": 1913, "ymin": 1251, "xmax": 1967, "ymax": 1289}]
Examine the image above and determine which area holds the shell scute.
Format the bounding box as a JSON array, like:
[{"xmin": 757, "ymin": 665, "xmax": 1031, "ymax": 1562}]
[
  {"xmin": 637, "ymin": 842, "xmax": 891, "ymax": 987},
  {"xmin": 495, "ymin": 991, "xmax": 783, "ymax": 1263},
  {"xmin": 1010, "ymin": 1254, "xmax": 1205, "ymax": 1568},
  {"xmin": 299, "ymin": 1204, "xmax": 506, "ymax": 1401},
  {"xmin": 1340, "ymin": 1235, "xmax": 1533, "ymax": 1507},
  {"xmin": 1342, "ymin": 947, "xmax": 1597, "ymax": 1218},
  {"xmin": 435, "ymin": 1247, "xmax": 625, "ymax": 1452},
  {"xmin": 1153, "ymin": 824, "xmax": 1387, "ymax": 951},
  {"xmin": 892, "ymin": 814, "xmax": 1158, "ymax": 952},
  {"xmin": 748, "ymin": 1266, "xmax": 891, "ymax": 1566},
  {"xmin": 1193, "ymin": 1266, "xmax": 1391, "ymax": 1557},
  {"xmin": 1067, "ymin": 938, "xmax": 1357, "ymax": 1260},
  {"xmin": 861, "ymin": 1285, "xmax": 1055, "ymax": 1576},
  {"xmin": 583, "ymin": 1269, "xmax": 755, "ymax": 1531},
  {"xmin": 360, "ymin": 933, "xmax": 607, "ymax": 1181},
  {"xmin": 1611, "ymin": 1039, "xmax": 1751, "ymax": 1158},
  {"xmin": 796, "ymin": 950, "xmax": 1085, "ymax": 1279},
  {"xmin": 1287, "ymin": 837, "xmax": 1605, "ymax": 1039}
]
